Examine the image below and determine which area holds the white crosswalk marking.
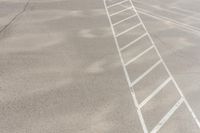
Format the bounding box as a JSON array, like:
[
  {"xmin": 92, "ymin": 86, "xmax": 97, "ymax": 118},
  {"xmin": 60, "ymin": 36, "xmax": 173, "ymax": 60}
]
[
  {"xmin": 110, "ymin": 6, "xmax": 132, "ymax": 17},
  {"xmin": 103, "ymin": 0, "xmax": 200, "ymax": 132},
  {"xmin": 115, "ymin": 22, "xmax": 141, "ymax": 37},
  {"xmin": 120, "ymin": 32, "xmax": 148, "ymax": 51},
  {"xmin": 150, "ymin": 98, "xmax": 184, "ymax": 133},
  {"xmin": 124, "ymin": 45, "xmax": 154, "ymax": 66},
  {"xmin": 107, "ymin": 0, "xmax": 129, "ymax": 9},
  {"xmin": 113, "ymin": 14, "xmax": 137, "ymax": 26},
  {"xmin": 130, "ymin": 60, "xmax": 162, "ymax": 87},
  {"xmin": 139, "ymin": 77, "xmax": 171, "ymax": 108}
]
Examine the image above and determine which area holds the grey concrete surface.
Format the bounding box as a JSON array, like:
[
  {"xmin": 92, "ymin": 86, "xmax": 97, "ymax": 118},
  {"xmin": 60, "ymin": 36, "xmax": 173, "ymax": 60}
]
[
  {"xmin": 0, "ymin": 0, "xmax": 142, "ymax": 133},
  {"xmin": 134, "ymin": 0, "xmax": 200, "ymax": 132},
  {"xmin": 0, "ymin": 0, "xmax": 199, "ymax": 133}
]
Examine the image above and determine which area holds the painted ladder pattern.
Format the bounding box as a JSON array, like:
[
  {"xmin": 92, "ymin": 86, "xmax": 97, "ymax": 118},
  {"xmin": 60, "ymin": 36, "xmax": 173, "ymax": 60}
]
[{"xmin": 103, "ymin": 0, "xmax": 200, "ymax": 132}]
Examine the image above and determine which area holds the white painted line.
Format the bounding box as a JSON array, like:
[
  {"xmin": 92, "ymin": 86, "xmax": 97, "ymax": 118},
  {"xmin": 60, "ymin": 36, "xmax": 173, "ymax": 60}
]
[
  {"xmin": 120, "ymin": 32, "xmax": 148, "ymax": 51},
  {"xmin": 136, "ymin": 7, "xmax": 200, "ymax": 31},
  {"xmin": 104, "ymin": 1, "xmax": 148, "ymax": 132},
  {"xmin": 136, "ymin": 7, "xmax": 200, "ymax": 35},
  {"xmin": 139, "ymin": 77, "xmax": 171, "ymax": 109},
  {"xmin": 132, "ymin": 0, "xmax": 199, "ymax": 20},
  {"xmin": 150, "ymin": 98, "xmax": 184, "ymax": 133},
  {"xmin": 130, "ymin": 59, "xmax": 162, "ymax": 87},
  {"xmin": 104, "ymin": 0, "xmax": 132, "ymax": 87},
  {"xmin": 113, "ymin": 14, "xmax": 137, "ymax": 26},
  {"xmin": 130, "ymin": 90, "xmax": 148, "ymax": 133},
  {"xmin": 120, "ymin": 3, "xmax": 200, "ymax": 35},
  {"xmin": 129, "ymin": 0, "xmax": 200, "ymax": 129},
  {"xmin": 116, "ymin": 22, "xmax": 141, "ymax": 37},
  {"xmin": 125, "ymin": 45, "xmax": 154, "ymax": 66},
  {"xmin": 105, "ymin": 1, "xmax": 200, "ymax": 132},
  {"xmin": 168, "ymin": 7, "xmax": 200, "ymax": 21},
  {"xmin": 110, "ymin": 6, "xmax": 132, "ymax": 17},
  {"xmin": 171, "ymin": 6, "xmax": 199, "ymax": 15},
  {"xmin": 107, "ymin": 0, "xmax": 129, "ymax": 9},
  {"xmin": 183, "ymin": 99, "xmax": 200, "ymax": 128}
]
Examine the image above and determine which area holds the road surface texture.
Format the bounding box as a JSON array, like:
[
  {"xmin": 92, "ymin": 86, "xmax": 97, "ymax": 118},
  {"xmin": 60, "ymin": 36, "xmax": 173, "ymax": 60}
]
[{"xmin": 0, "ymin": 0, "xmax": 200, "ymax": 133}]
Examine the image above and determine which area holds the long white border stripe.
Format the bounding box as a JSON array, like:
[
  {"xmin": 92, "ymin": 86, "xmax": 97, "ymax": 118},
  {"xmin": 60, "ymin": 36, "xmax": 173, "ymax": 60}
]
[
  {"xmin": 171, "ymin": 6, "xmax": 199, "ymax": 15},
  {"xmin": 151, "ymin": 98, "xmax": 184, "ymax": 133},
  {"xmin": 104, "ymin": 0, "xmax": 148, "ymax": 132},
  {"xmin": 136, "ymin": 7, "xmax": 200, "ymax": 35},
  {"xmin": 104, "ymin": 0, "xmax": 132, "ymax": 88},
  {"xmin": 132, "ymin": 0, "xmax": 200, "ymax": 21},
  {"xmin": 131, "ymin": 90, "xmax": 149, "ymax": 133}
]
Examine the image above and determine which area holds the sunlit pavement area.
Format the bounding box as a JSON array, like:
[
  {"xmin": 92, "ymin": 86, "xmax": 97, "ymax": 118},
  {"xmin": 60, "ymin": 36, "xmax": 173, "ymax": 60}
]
[{"xmin": 0, "ymin": 0, "xmax": 200, "ymax": 132}]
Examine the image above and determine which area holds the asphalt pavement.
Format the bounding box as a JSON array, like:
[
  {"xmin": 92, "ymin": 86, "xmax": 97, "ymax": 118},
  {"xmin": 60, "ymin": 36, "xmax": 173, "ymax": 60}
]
[{"xmin": 0, "ymin": 0, "xmax": 200, "ymax": 133}]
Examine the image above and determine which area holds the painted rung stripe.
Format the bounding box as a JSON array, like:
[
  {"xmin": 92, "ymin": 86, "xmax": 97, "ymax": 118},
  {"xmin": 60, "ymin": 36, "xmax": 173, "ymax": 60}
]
[
  {"xmin": 116, "ymin": 23, "xmax": 141, "ymax": 37},
  {"xmin": 120, "ymin": 33, "xmax": 148, "ymax": 51},
  {"xmin": 113, "ymin": 14, "xmax": 137, "ymax": 26},
  {"xmin": 110, "ymin": 6, "xmax": 132, "ymax": 17},
  {"xmin": 139, "ymin": 77, "xmax": 172, "ymax": 109},
  {"xmin": 130, "ymin": 60, "xmax": 162, "ymax": 87},
  {"xmin": 107, "ymin": 0, "xmax": 129, "ymax": 9},
  {"xmin": 150, "ymin": 98, "xmax": 184, "ymax": 133},
  {"xmin": 125, "ymin": 45, "xmax": 154, "ymax": 66}
]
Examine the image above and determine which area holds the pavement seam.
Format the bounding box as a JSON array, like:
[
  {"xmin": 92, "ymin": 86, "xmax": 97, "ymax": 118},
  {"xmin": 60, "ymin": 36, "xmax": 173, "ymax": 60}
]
[{"xmin": 0, "ymin": 0, "xmax": 31, "ymax": 34}]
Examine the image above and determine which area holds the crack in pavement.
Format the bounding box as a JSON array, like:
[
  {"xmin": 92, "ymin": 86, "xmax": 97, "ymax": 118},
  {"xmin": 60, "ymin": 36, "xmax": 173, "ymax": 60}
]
[{"xmin": 0, "ymin": 0, "xmax": 31, "ymax": 34}]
